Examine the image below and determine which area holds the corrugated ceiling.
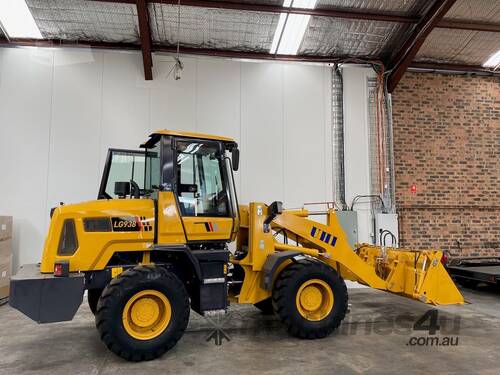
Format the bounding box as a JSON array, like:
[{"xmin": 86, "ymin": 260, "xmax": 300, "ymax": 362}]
[
  {"xmin": 216, "ymin": 0, "xmax": 284, "ymax": 5},
  {"xmin": 416, "ymin": 29, "xmax": 500, "ymax": 66},
  {"xmin": 317, "ymin": 0, "xmax": 424, "ymax": 15},
  {"xmin": 300, "ymin": 17, "xmax": 413, "ymax": 59},
  {"xmin": 11, "ymin": 0, "xmax": 499, "ymax": 67},
  {"xmin": 414, "ymin": 0, "xmax": 500, "ymax": 65},
  {"xmin": 150, "ymin": 4, "xmax": 278, "ymax": 52},
  {"xmin": 446, "ymin": 0, "xmax": 500, "ymax": 23},
  {"xmin": 27, "ymin": 0, "xmax": 140, "ymax": 43}
]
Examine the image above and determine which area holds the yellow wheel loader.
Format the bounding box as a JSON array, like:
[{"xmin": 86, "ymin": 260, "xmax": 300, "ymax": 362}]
[{"xmin": 9, "ymin": 130, "xmax": 464, "ymax": 361}]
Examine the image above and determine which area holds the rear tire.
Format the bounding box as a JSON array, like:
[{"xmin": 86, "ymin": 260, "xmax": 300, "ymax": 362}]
[
  {"xmin": 272, "ymin": 260, "xmax": 348, "ymax": 339},
  {"xmin": 87, "ymin": 288, "xmax": 102, "ymax": 315},
  {"xmin": 254, "ymin": 298, "xmax": 274, "ymax": 314},
  {"xmin": 95, "ymin": 266, "xmax": 190, "ymax": 361}
]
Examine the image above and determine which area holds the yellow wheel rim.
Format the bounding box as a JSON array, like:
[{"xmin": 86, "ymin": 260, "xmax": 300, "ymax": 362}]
[
  {"xmin": 296, "ymin": 279, "xmax": 334, "ymax": 321},
  {"xmin": 122, "ymin": 290, "xmax": 171, "ymax": 340}
]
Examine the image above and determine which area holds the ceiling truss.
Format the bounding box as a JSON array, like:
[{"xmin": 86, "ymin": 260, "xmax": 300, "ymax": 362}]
[{"xmin": 0, "ymin": 0, "xmax": 498, "ymax": 85}]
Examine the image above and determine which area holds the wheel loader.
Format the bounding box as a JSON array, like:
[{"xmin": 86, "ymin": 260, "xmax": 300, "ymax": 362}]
[{"xmin": 9, "ymin": 130, "xmax": 464, "ymax": 361}]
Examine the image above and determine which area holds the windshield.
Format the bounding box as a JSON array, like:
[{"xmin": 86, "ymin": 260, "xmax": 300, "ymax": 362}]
[{"xmin": 176, "ymin": 141, "xmax": 230, "ymax": 217}]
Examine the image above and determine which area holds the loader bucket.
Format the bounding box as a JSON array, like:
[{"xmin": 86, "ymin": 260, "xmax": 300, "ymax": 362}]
[
  {"xmin": 414, "ymin": 259, "xmax": 464, "ymax": 305},
  {"xmin": 345, "ymin": 245, "xmax": 464, "ymax": 305}
]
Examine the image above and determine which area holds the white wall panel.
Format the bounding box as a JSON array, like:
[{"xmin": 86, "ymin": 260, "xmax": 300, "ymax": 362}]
[
  {"xmin": 283, "ymin": 64, "xmax": 327, "ymax": 208},
  {"xmin": 150, "ymin": 56, "xmax": 197, "ymax": 133},
  {"xmin": 241, "ymin": 62, "xmax": 284, "ymax": 205},
  {"xmin": 196, "ymin": 58, "xmax": 242, "ymax": 194},
  {"xmin": 0, "ymin": 48, "xmax": 53, "ymax": 266},
  {"xmin": 342, "ymin": 65, "xmax": 376, "ymax": 243},
  {"xmin": 46, "ymin": 50, "xmax": 103, "ymax": 209},
  {"xmin": 0, "ymin": 48, "xmax": 344, "ymax": 268},
  {"xmin": 196, "ymin": 58, "xmax": 240, "ymax": 139},
  {"xmin": 99, "ymin": 51, "xmax": 150, "ymax": 170}
]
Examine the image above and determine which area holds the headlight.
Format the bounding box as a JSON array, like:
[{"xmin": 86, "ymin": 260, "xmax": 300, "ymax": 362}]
[{"xmin": 57, "ymin": 219, "xmax": 79, "ymax": 256}]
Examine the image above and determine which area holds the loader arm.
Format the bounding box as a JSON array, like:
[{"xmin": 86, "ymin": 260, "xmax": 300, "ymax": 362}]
[
  {"xmin": 271, "ymin": 210, "xmax": 464, "ymax": 305},
  {"xmin": 272, "ymin": 212, "xmax": 387, "ymax": 289},
  {"xmin": 235, "ymin": 203, "xmax": 463, "ymax": 306}
]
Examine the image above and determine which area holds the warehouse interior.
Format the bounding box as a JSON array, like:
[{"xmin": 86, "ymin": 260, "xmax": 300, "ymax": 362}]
[{"xmin": 0, "ymin": 0, "xmax": 499, "ymax": 374}]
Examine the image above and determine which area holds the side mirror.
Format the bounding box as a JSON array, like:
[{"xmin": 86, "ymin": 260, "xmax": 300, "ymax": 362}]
[
  {"xmin": 114, "ymin": 181, "xmax": 130, "ymax": 198},
  {"xmin": 232, "ymin": 148, "xmax": 240, "ymax": 171}
]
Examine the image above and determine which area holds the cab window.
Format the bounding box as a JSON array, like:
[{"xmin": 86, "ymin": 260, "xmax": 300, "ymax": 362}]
[
  {"xmin": 100, "ymin": 150, "xmax": 145, "ymax": 199},
  {"xmin": 176, "ymin": 141, "xmax": 229, "ymax": 217}
]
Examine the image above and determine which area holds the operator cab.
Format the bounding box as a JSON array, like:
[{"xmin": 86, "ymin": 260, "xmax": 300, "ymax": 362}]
[{"xmin": 98, "ymin": 130, "xmax": 240, "ymax": 243}]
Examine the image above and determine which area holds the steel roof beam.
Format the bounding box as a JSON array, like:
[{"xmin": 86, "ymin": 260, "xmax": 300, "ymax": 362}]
[
  {"xmin": 86, "ymin": 0, "xmax": 500, "ymax": 33},
  {"xmin": 409, "ymin": 61, "xmax": 499, "ymax": 74},
  {"xmin": 136, "ymin": 0, "xmax": 153, "ymax": 80},
  {"xmin": 1, "ymin": 37, "xmax": 498, "ymax": 76},
  {"xmin": 387, "ymin": 0, "xmax": 458, "ymax": 93}
]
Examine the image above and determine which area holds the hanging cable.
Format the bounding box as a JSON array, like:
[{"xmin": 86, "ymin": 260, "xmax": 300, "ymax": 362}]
[
  {"xmin": 173, "ymin": 0, "xmax": 183, "ymax": 80},
  {"xmin": 164, "ymin": 0, "xmax": 183, "ymax": 80}
]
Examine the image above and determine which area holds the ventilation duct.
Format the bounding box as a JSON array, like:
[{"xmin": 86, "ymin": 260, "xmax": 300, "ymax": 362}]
[{"xmin": 331, "ymin": 65, "xmax": 347, "ymax": 210}]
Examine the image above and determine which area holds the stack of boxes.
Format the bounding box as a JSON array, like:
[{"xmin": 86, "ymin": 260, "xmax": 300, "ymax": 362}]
[{"xmin": 0, "ymin": 216, "xmax": 12, "ymax": 301}]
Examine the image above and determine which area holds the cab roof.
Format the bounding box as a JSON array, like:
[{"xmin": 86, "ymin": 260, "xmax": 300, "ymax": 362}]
[{"xmin": 141, "ymin": 129, "xmax": 236, "ymax": 148}]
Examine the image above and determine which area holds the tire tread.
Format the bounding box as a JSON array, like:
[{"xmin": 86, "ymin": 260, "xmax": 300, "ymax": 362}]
[
  {"xmin": 272, "ymin": 259, "xmax": 348, "ymax": 339},
  {"xmin": 95, "ymin": 265, "xmax": 189, "ymax": 361}
]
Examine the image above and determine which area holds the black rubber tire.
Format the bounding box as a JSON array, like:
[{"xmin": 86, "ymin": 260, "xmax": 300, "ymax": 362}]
[
  {"xmin": 272, "ymin": 260, "xmax": 348, "ymax": 339},
  {"xmin": 254, "ymin": 298, "xmax": 274, "ymax": 314},
  {"xmin": 95, "ymin": 265, "xmax": 190, "ymax": 361},
  {"xmin": 88, "ymin": 288, "xmax": 103, "ymax": 315}
]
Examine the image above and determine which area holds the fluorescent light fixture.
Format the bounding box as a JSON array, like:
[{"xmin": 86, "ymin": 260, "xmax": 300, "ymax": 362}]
[
  {"xmin": 483, "ymin": 50, "xmax": 500, "ymax": 68},
  {"xmin": 0, "ymin": 0, "xmax": 42, "ymax": 39},
  {"xmin": 270, "ymin": 0, "xmax": 317, "ymax": 55}
]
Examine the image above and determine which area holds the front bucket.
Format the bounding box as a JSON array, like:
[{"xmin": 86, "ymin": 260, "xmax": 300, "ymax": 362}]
[
  {"xmin": 418, "ymin": 261, "xmax": 464, "ymax": 305},
  {"xmin": 355, "ymin": 245, "xmax": 464, "ymax": 305}
]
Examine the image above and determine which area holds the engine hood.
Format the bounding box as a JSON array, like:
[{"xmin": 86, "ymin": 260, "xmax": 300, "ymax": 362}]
[{"xmin": 40, "ymin": 198, "xmax": 155, "ymax": 273}]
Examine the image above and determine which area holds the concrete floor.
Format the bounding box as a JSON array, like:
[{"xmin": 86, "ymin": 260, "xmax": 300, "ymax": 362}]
[{"xmin": 1, "ymin": 286, "xmax": 500, "ymax": 375}]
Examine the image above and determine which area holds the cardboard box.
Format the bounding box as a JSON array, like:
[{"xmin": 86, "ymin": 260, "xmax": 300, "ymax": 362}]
[
  {"xmin": 0, "ymin": 216, "xmax": 12, "ymax": 241},
  {"xmin": 0, "ymin": 238, "xmax": 12, "ymax": 300}
]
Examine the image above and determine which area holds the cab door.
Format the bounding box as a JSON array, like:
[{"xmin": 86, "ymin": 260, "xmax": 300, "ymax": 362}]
[{"xmin": 175, "ymin": 140, "xmax": 234, "ymax": 242}]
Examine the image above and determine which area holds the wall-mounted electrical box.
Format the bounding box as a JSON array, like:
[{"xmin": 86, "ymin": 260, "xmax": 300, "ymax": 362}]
[
  {"xmin": 375, "ymin": 213, "xmax": 399, "ymax": 247},
  {"xmin": 336, "ymin": 210, "xmax": 358, "ymax": 248}
]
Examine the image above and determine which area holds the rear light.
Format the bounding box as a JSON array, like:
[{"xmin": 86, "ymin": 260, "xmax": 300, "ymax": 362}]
[
  {"xmin": 441, "ymin": 251, "xmax": 449, "ymax": 266},
  {"xmin": 54, "ymin": 261, "xmax": 69, "ymax": 277}
]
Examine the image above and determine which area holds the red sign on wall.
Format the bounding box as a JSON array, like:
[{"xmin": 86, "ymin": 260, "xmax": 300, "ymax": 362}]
[{"xmin": 410, "ymin": 183, "xmax": 417, "ymax": 194}]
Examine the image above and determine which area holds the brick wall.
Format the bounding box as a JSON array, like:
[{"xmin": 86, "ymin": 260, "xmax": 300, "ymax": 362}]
[{"xmin": 392, "ymin": 72, "xmax": 499, "ymax": 256}]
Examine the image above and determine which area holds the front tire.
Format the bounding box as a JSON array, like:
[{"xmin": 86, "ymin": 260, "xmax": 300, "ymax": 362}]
[
  {"xmin": 254, "ymin": 298, "xmax": 274, "ymax": 314},
  {"xmin": 272, "ymin": 260, "xmax": 348, "ymax": 339},
  {"xmin": 95, "ymin": 266, "xmax": 190, "ymax": 361},
  {"xmin": 87, "ymin": 288, "xmax": 102, "ymax": 315}
]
